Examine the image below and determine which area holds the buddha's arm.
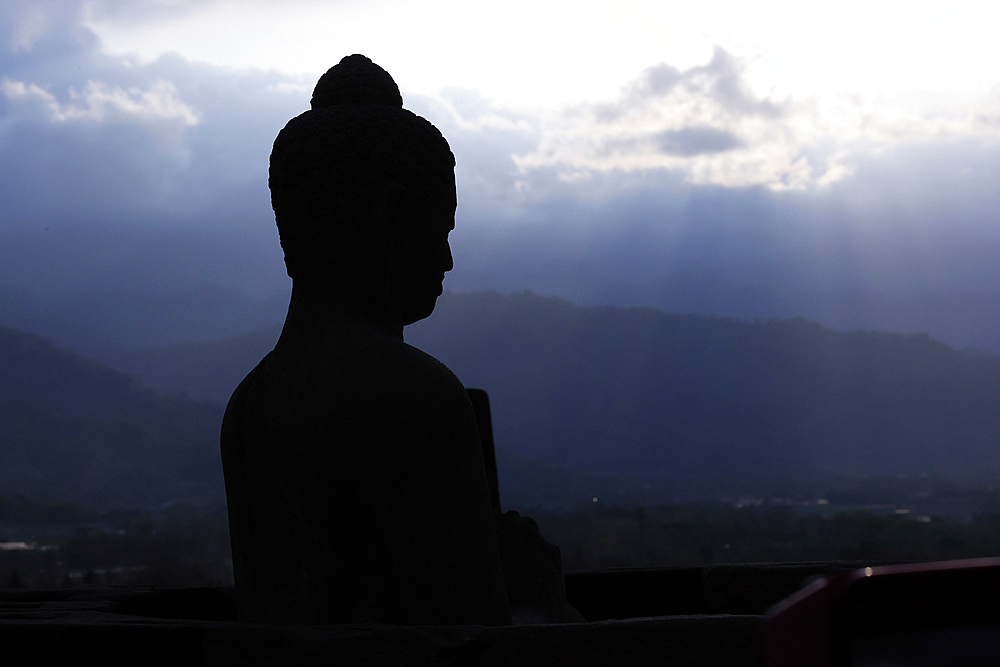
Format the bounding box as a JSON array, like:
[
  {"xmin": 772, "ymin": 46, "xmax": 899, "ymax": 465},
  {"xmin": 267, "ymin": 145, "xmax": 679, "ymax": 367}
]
[
  {"xmin": 355, "ymin": 361, "xmax": 512, "ymax": 624},
  {"xmin": 272, "ymin": 346, "xmax": 512, "ymax": 625}
]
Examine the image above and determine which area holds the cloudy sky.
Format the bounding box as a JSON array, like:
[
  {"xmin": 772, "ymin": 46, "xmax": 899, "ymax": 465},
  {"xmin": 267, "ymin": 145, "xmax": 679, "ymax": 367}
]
[{"xmin": 2, "ymin": 0, "xmax": 1000, "ymax": 349}]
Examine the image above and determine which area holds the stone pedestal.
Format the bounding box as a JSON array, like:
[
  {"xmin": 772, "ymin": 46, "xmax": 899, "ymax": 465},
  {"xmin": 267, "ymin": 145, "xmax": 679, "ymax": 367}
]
[{"xmin": 0, "ymin": 563, "xmax": 870, "ymax": 666}]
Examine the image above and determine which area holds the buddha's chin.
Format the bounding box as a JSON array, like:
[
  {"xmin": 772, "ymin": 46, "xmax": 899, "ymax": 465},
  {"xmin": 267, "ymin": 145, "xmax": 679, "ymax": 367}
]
[{"xmin": 401, "ymin": 295, "xmax": 439, "ymax": 326}]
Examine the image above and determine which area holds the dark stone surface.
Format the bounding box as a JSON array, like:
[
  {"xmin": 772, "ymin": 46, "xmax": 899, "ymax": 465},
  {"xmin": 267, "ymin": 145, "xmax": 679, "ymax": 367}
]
[
  {"xmin": 222, "ymin": 54, "xmax": 567, "ymax": 626},
  {"xmin": 0, "ymin": 563, "xmax": 882, "ymax": 665},
  {"xmin": 495, "ymin": 511, "xmax": 566, "ymax": 624},
  {"xmin": 0, "ymin": 584, "xmax": 764, "ymax": 667},
  {"xmin": 565, "ymin": 568, "xmax": 710, "ymax": 620},
  {"xmin": 223, "ymin": 53, "xmax": 507, "ymax": 626},
  {"xmin": 0, "ymin": 613, "xmax": 765, "ymax": 667}
]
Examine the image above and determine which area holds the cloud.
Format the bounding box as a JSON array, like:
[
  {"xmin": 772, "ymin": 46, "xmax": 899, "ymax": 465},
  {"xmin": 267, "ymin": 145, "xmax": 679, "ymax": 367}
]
[
  {"xmin": 692, "ymin": 47, "xmax": 783, "ymax": 119},
  {"xmin": 3, "ymin": 0, "xmax": 1000, "ymax": 359},
  {"xmin": 0, "ymin": 80, "xmax": 201, "ymax": 218},
  {"xmin": 599, "ymin": 47, "xmax": 784, "ymax": 123},
  {"xmin": 82, "ymin": 0, "xmax": 222, "ymax": 24},
  {"xmin": 0, "ymin": 1, "xmax": 308, "ymax": 219},
  {"xmin": 654, "ymin": 125, "xmax": 743, "ymax": 156},
  {"xmin": 513, "ymin": 47, "xmax": 805, "ymax": 189},
  {"xmin": 0, "ymin": 1, "xmax": 307, "ymax": 294},
  {"xmin": 406, "ymin": 88, "xmax": 543, "ymax": 223},
  {"xmin": 3, "ymin": 77, "xmax": 199, "ymax": 124},
  {"xmin": 513, "ymin": 47, "xmax": 1000, "ymax": 191}
]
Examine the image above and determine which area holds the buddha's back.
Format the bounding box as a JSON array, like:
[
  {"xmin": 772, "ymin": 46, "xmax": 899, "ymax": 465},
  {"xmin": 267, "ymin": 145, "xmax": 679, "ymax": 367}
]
[{"xmin": 222, "ymin": 322, "xmax": 511, "ymax": 624}]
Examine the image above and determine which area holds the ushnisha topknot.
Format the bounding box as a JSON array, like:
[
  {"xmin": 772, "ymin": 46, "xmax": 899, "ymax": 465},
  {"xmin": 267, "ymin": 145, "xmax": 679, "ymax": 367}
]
[
  {"xmin": 269, "ymin": 54, "xmax": 455, "ymax": 279},
  {"xmin": 310, "ymin": 54, "xmax": 404, "ymax": 109}
]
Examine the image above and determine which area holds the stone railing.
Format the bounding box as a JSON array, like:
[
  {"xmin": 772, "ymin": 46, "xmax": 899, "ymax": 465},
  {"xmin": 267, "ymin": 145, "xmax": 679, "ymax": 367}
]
[{"xmin": 0, "ymin": 562, "xmax": 877, "ymax": 666}]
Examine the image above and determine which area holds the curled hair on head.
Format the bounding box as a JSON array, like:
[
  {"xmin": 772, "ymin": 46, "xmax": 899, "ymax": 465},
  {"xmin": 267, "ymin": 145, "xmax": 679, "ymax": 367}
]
[{"xmin": 269, "ymin": 55, "xmax": 455, "ymax": 279}]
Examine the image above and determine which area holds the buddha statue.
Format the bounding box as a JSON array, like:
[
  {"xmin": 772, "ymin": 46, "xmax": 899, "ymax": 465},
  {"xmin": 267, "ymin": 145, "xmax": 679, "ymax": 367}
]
[{"xmin": 220, "ymin": 55, "xmax": 513, "ymax": 625}]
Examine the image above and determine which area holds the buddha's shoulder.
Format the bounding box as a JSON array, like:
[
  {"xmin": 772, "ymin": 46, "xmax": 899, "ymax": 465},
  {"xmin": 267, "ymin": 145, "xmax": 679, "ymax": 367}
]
[
  {"xmin": 344, "ymin": 331, "xmax": 464, "ymax": 388},
  {"xmin": 224, "ymin": 332, "xmax": 476, "ymax": 451},
  {"xmin": 236, "ymin": 331, "xmax": 467, "ymax": 406}
]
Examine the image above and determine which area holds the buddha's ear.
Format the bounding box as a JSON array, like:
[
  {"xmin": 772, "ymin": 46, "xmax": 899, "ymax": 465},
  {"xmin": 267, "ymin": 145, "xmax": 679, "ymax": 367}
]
[{"xmin": 369, "ymin": 180, "xmax": 409, "ymax": 296}]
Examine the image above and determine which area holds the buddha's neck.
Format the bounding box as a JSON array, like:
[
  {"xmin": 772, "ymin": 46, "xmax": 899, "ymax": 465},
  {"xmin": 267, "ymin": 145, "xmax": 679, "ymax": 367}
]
[{"xmin": 281, "ymin": 278, "xmax": 404, "ymax": 342}]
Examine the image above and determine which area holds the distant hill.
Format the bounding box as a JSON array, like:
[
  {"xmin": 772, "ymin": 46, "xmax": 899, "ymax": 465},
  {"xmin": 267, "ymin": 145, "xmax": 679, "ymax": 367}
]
[
  {"xmin": 0, "ymin": 326, "xmax": 225, "ymax": 508},
  {"xmin": 0, "ymin": 283, "xmax": 289, "ymax": 354},
  {"xmin": 105, "ymin": 291, "xmax": 1000, "ymax": 488},
  {"xmin": 105, "ymin": 325, "xmax": 282, "ymax": 403}
]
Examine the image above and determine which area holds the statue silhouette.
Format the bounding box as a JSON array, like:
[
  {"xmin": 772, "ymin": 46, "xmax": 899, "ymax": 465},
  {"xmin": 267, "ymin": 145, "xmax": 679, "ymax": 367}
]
[{"xmin": 221, "ymin": 55, "xmax": 562, "ymax": 625}]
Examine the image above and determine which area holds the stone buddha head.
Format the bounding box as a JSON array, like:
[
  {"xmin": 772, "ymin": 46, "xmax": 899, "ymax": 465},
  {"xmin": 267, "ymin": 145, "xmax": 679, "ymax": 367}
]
[{"xmin": 268, "ymin": 54, "xmax": 456, "ymax": 326}]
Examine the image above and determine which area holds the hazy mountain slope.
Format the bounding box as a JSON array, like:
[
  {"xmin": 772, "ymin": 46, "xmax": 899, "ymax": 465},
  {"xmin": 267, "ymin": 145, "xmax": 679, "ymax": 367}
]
[
  {"xmin": 409, "ymin": 292, "xmax": 1000, "ymax": 480},
  {"xmin": 0, "ymin": 284, "xmax": 289, "ymax": 354},
  {"xmin": 0, "ymin": 326, "xmax": 226, "ymax": 508},
  {"xmin": 105, "ymin": 325, "xmax": 282, "ymax": 403},
  {"xmin": 5, "ymin": 279, "xmax": 1000, "ymax": 359},
  {"xmin": 110, "ymin": 291, "xmax": 1000, "ymax": 485}
]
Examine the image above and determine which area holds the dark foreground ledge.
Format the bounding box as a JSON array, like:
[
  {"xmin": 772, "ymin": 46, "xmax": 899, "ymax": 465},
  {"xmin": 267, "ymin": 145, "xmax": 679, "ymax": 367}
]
[{"xmin": 0, "ymin": 563, "xmax": 868, "ymax": 666}]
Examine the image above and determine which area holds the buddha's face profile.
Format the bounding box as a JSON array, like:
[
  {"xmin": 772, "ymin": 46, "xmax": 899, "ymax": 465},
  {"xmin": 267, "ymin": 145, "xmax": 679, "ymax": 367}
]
[{"xmin": 391, "ymin": 179, "xmax": 457, "ymax": 325}]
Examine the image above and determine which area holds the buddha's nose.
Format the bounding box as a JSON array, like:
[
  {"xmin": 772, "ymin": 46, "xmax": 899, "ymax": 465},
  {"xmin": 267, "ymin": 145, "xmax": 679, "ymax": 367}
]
[{"xmin": 443, "ymin": 241, "xmax": 454, "ymax": 273}]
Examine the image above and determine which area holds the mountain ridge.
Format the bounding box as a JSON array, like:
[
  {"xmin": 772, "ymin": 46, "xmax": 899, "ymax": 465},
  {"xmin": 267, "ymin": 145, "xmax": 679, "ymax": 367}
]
[
  {"xmin": 99, "ymin": 290, "xmax": 1000, "ymax": 485},
  {"xmin": 3, "ymin": 290, "xmax": 999, "ymax": 511},
  {"xmin": 0, "ymin": 326, "xmax": 225, "ymax": 508}
]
